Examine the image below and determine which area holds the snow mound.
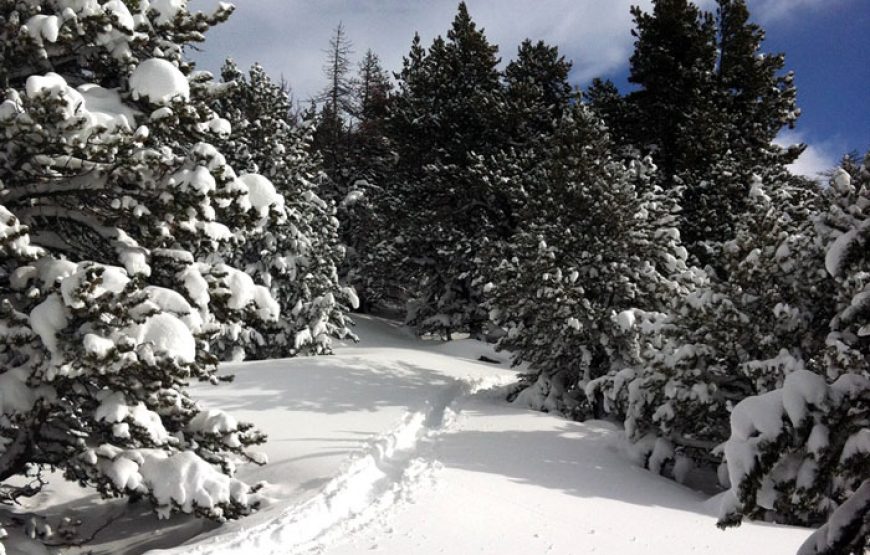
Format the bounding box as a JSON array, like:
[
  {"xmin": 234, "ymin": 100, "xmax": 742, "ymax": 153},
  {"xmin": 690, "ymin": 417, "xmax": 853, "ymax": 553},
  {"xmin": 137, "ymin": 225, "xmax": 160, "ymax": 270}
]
[
  {"xmin": 238, "ymin": 174, "xmax": 284, "ymax": 217},
  {"xmin": 125, "ymin": 313, "xmax": 196, "ymax": 364},
  {"xmin": 130, "ymin": 58, "xmax": 190, "ymax": 105},
  {"xmin": 96, "ymin": 448, "xmax": 253, "ymax": 519}
]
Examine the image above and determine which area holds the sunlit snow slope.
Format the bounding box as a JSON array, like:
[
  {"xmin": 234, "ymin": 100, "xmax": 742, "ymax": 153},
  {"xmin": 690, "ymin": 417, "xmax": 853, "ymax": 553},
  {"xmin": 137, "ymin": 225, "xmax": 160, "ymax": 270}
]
[
  {"xmin": 155, "ymin": 315, "xmax": 812, "ymax": 555},
  {"xmin": 3, "ymin": 315, "xmax": 812, "ymax": 554}
]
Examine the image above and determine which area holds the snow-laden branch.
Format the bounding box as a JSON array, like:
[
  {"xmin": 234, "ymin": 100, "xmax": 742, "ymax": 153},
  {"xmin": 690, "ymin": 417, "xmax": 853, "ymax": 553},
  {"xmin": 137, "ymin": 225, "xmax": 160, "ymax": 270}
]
[{"xmin": 2, "ymin": 172, "xmax": 109, "ymax": 204}]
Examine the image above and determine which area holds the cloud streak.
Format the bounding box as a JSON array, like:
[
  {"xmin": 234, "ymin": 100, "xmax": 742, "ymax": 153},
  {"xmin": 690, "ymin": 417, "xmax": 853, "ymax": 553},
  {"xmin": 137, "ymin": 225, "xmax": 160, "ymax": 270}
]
[
  {"xmin": 194, "ymin": 0, "xmax": 654, "ymax": 102},
  {"xmin": 776, "ymin": 129, "xmax": 842, "ymax": 180}
]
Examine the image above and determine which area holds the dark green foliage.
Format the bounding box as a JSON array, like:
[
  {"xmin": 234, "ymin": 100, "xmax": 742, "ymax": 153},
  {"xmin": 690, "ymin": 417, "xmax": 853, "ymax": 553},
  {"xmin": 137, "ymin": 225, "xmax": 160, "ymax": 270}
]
[
  {"xmin": 379, "ymin": 2, "xmax": 509, "ymax": 336},
  {"xmin": 593, "ymin": 0, "xmax": 803, "ymax": 266}
]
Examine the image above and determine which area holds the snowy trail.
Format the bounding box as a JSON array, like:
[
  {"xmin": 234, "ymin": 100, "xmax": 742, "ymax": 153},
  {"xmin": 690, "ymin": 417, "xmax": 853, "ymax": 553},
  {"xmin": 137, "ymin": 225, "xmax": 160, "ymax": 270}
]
[
  {"xmin": 11, "ymin": 315, "xmax": 812, "ymax": 554},
  {"xmin": 156, "ymin": 373, "xmax": 515, "ymax": 555}
]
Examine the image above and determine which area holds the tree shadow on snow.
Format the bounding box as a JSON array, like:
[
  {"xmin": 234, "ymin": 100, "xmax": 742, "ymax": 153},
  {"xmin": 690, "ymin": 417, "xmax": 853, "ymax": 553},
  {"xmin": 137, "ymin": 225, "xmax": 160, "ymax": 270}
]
[
  {"xmin": 436, "ymin": 401, "xmax": 718, "ymax": 516},
  {"xmin": 196, "ymin": 357, "xmax": 456, "ymax": 415},
  {"xmin": 0, "ymin": 492, "xmax": 215, "ymax": 555}
]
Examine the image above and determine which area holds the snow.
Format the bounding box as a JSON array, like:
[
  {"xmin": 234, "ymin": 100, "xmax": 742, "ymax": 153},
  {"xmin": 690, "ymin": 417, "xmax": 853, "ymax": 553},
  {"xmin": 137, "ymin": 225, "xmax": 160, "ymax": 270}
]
[
  {"xmin": 831, "ymin": 168, "xmax": 852, "ymax": 194},
  {"xmin": 170, "ymin": 165, "xmax": 216, "ymax": 195},
  {"xmin": 29, "ymin": 293, "xmax": 69, "ymax": 363},
  {"xmin": 35, "ymin": 257, "xmax": 78, "ymax": 286},
  {"xmin": 141, "ymin": 450, "xmax": 252, "ymax": 518},
  {"xmin": 824, "ymin": 228, "xmax": 857, "ymax": 277},
  {"xmin": 181, "ymin": 264, "xmax": 211, "ymax": 308},
  {"xmin": 0, "ymin": 209, "xmax": 42, "ymax": 260},
  {"xmin": 616, "ymin": 309, "xmax": 636, "ymax": 332},
  {"xmin": 0, "ymin": 367, "xmax": 45, "ymax": 416},
  {"xmin": 216, "ymin": 264, "xmax": 280, "ymax": 321},
  {"xmin": 21, "ymin": 73, "xmax": 136, "ymax": 138},
  {"xmin": 103, "ymin": 0, "xmax": 135, "ymax": 31},
  {"xmin": 59, "ymin": 263, "xmax": 130, "ymax": 309},
  {"xmin": 84, "ymin": 333, "xmax": 116, "ymax": 359},
  {"xmin": 149, "ymin": 0, "xmax": 187, "ymax": 25},
  {"xmin": 781, "ymin": 370, "xmax": 828, "ymax": 427},
  {"xmin": 25, "ymin": 73, "xmax": 84, "ymax": 121},
  {"xmin": 797, "ymin": 480, "xmax": 870, "ymax": 555},
  {"xmin": 187, "ymin": 410, "xmax": 239, "ymax": 436},
  {"xmin": 95, "ymin": 392, "xmax": 172, "ymax": 445},
  {"xmin": 135, "ymin": 285, "xmax": 202, "ymax": 332},
  {"xmin": 238, "ymin": 174, "xmax": 284, "ymax": 217},
  {"xmin": 129, "ymin": 59, "xmax": 191, "ymax": 105},
  {"xmin": 340, "ymin": 189, "xmax": 365, "ymax": 208},
  {"xmin": 24, "ymin": 14, "xmax": 60, "ymax": 45},
  {"xmin": 125, "ymin": 313, "xmax": 197, "ymax": 364},
  {"xmin": 841, "ymin": 429, "xmax": 870, "ymax": 462},
  {"xmin": 2, "ymin": 316, "xmax": 812, "ymax": 554},
  {"xmin": 92, "ymin": 448, "xmax": 253, "ymax": 520},
  {"xmin": 79, "ymin": 83, "xmax": 138, "ymax": 132},
  {"xmin": 721, "ymin": 369, "xmax": 830, "ymax": 495}
]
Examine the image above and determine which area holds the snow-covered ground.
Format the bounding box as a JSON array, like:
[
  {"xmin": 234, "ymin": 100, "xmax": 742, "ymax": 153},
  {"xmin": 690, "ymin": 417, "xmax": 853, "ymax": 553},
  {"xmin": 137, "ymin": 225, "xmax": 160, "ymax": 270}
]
[{"xmin": 3, "ymin": 315, "xmax": 813, "ymax": 554}]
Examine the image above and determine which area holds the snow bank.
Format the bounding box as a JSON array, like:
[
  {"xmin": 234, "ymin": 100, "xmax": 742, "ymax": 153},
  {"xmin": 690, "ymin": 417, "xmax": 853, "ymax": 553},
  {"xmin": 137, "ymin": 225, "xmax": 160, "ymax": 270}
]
[{"xmin": 161, "ymin": 373, "xmax": 513, "ymax": 555}]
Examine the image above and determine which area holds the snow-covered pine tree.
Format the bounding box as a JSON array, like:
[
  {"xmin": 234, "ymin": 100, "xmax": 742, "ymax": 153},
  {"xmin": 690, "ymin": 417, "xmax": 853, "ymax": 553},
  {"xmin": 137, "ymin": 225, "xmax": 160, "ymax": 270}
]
[
  {"xmin": 484, "ymin": 104, "xmax": 696, "ymax": 416},
  {"xmin": 0, "ymin": 0, "xmax": 277, "ymax": 530},
  {"xmin": 215, "ymin": 60, "xmax": 357, "ymax": 359},
  {"xmin": 589, "ymin": 166, "xmax": 831, "ymax": 476},
  {"xmin": 383, "ymin": 2, "xmax": 509, "ymax": 338},
  {"xmin": 717, "ymin": 157, "xmax": 869, "ymax": 554}
]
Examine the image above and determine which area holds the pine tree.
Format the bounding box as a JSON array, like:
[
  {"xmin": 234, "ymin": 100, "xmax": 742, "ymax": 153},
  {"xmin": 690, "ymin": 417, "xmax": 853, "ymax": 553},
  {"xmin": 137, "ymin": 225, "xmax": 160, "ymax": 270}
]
[
  {"xmin": 716, "ymin": 0, "xmax": 801, "ymax": 168},
  {"xmin": 351, "ymin": 49, "xmax": 392, "ymax": 126},
  {"xmin": 590, "ymin": 168, "xmax": 831, "ymax": 475},
  {"xmin": 0, "ymin": 0, "xmax": 273, "ymax": 529},
  {"xmin": 504, "ymin": 39, "xmax": 575, "ymax": 143},
  {"xmin": 602, "ymin": 0, "xmax": 803, "ymax": 265},
  {"xmin": 340, "ymin": 50, "xmax": 394, "ymax": 312},
  {"xmin": 314, "ymin": 22, "xmax": 354, "ymax": 186},
  {"xmin": 382, "ymin": 2, "xmax": 509, "ymax": 338},
  {"xmin": 625, "ymin": 0, "xmax": 720, "ymax": 182},
  {"xmin": 717, "ymin": 158, "xmax": 868, "ymax": 554},
  {"xmin": 484, "ymin": 105, "xmax": 696, "ymax": 416},
  {"xmin": 585, "ymin": 78, "xmax": 631, "ymax": 149},
  {"xmin": 214, "ymin": 60, "xmax": 357, "ymax": 359}
]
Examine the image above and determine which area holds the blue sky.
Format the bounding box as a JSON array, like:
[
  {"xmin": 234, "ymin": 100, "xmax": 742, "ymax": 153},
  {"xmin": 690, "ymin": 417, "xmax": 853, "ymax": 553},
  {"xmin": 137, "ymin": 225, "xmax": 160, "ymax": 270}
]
[{"xmin": 195, "ymin": 0, "xmax": 869, "ymax": 177}]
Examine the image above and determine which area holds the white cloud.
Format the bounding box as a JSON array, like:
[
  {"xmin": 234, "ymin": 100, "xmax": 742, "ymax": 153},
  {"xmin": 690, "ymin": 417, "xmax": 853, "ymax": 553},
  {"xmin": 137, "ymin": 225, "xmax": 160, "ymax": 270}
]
[
  {"xmin": 192, "ymin": 0, "xmax": 847, "ymax": 104},
  {"xmin": 194, "ymin": 0, "xmax": 653, "ymax": 103},
  {"xmin": 748, "ymin": 0, "xmax": 848, "ymax": 24},
  {"xmin": 775, "ymin": 129, "xmax": 842, "ymax": 180}
]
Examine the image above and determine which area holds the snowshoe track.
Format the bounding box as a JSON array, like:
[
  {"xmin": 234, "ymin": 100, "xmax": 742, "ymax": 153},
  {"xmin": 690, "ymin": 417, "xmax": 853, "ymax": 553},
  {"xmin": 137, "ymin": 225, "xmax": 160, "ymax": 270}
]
[{"xmin": 176, "ymin": 375, "xmax": 512, "ymax": 555}]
